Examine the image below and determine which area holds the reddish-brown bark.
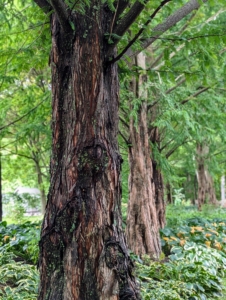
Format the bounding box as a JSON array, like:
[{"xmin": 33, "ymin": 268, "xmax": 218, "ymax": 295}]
[
  {"xmin": 196, "ymin": 144, "xmax": 217, "ymax": 210},
  {"xmin": 38, "ymin": 6, "xmax": 139, "ymax": 300},
  {"xmin": 125, "ymin": 54, "xmax": 162, "ymax": 258},
  {"xmin": 126, "ymin": 102, "xmax": 161, "ymax": 258},
  {"xmin": 150, "ymin": 127, "xmax": 165, "ymax": 229}
]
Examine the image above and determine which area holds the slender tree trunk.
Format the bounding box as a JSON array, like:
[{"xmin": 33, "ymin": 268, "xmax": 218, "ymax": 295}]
[
  {"xmin": 166, "ymin": 183, "xmax": 173, "ymax": 204},
  {"xmin": 0, "ymin": 149, "xmax": 2, "ymax": 222},
  {"xmin": 221, "ymin": 175, "xmax": 225, "ymax": 206},
  {"xmin": 126, "ymin": 53, "xmax": 161, "ymax": 258},
  {"xmin": 34, "ymin": 159, "xmax": 47, "ymax": 214},
  {"xmin": 38, "ymin": 8, "xmax": 139, "ymax": 300},
  {"xmin": 206, "ymin": 172, "xmax": 217, "ymax": 205},
  {"xmin": 196, "ymin": 144, "xmax": 217, "ymax": 210}
]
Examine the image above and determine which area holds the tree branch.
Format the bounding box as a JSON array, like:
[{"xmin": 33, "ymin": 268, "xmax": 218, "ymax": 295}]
[
  {"xmin": 119, "ymin": 116, "xmax": 129, "ymax": 129},
  {"xmin": 0, "ymin": 99, "xmax": 46, "ymax": 132},
  {"xmin": 181, "ymin": 87, "xmax": 210, "ymax": 105},
  {"xmin": 110, "ymin": 0, "xmax": 172, "ymax": 63},
  {"xmin": 4, "ymin": 150, "xmax": 35, "ymax": 161},
  {"xmin": 49, "ymin": 0, "xmax": 72, "ymax": 32},
  {"xmin": 166, "ymin": 77, "xmax": 186, "ymax": 94},
  {"xmin": 115, "ymin": 0, "xmax": 130, "ymax": 22},
  {"xmin": 165, "ymin": 139, "xmax": 189, "ymax": 158},
  {"xmin": 147, "ymin": 77, "xmax": 186, "ymax": 111},
  {"xmin": 127, "ymin": 0, "xmax": 208, "ymax": 58},
  {"xmin": 119, "ymin": 130, "xmax": 129, "ymax": 145},
  {"xmin": 33, "ymin": 0, "xmax": 52, "ymax": 13},
  {"xmin": 160, "ymin": 138, "xmax": 174, "ymax": 152},
  {"xmin": 107, "ymin": 0, "xmax": 150, "ymax": 55}
]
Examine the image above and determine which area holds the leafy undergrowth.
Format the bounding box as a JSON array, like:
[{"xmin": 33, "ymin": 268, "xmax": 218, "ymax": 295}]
[
  {"xmin": 0, "ymin": 221, "xmax": 40, "ymax": 300},
  {"xmin": 1, "ymin": 206, "xmax": 226, "ymax": 300},
  {"xmin": 136, "ymin": 205, "xmax": 226, "ymax": 300}
]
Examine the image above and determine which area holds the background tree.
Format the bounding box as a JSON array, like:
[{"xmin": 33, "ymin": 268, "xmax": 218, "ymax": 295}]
[
  {"xmin": 0, "ymin": 0, "xmax": 51, "ymax": 214},
  {"xmin": 120, "ymin": 0, "xmax": 226, "ymax": 255}
]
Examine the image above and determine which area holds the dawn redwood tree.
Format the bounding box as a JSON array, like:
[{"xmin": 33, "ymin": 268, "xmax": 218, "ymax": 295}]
[
  {"xmin": 124, "ymin": 0, "xmax": 209, "ymax": 257},
  {"xmin": 27, "ymin": 0, "xmax": 211, "ymax": 297},
  {"xmin": 32, "ymin": 0, "xmax": 155, "ymax": 298},
  {"xmin": 126, "ymin": 53, "xmax": 161, "ymax": 258}
]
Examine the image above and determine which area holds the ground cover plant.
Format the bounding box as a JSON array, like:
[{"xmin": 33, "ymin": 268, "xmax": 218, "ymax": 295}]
[
  {"xmin": 0, "ymin": 221, "xmax": 40, "ymax": 299},
  {"xmin": 1, "ymin": 205, "xmax": 226, "ymax": 299},
  {"xmin": 136, "ymin": 204, "xmax": 226, "ymax": 300}
]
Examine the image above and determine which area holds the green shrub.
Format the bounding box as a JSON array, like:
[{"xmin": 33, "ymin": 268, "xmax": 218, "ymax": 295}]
[
  {"xmin": 0, "ymin": 221, "xmax": 40, "ymax": 299},
  {"xmin": 0, "ymin": 221, "xmax": 41, "ymax": 263},
  {"xmin": 0, "ymin": 261, "xmax": 39, "ymax": 300}
]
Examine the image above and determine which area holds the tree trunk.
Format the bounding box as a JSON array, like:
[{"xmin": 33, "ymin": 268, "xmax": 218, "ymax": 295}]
[
  {"xmin": 196, "ymin": 143, "xmax": 217, "ymax": 210},
  {"xmin": 221, "ymin": 175, "xmax": 225, "ymax": 206},
  {"xmin": 206, "ymin": 172, "xmax": 217, "ymax": 205},
  {"xmin": 166, "ymin": 183, "xmax": 173, "ymax": 204},
  {"xmin": 0, "ymin": 149, "xmax": 2, "ymax": 222},
  {"xmin": 126, "ymin": 53, "xmax": 161, "ymax": 259},
  {"xmin": 150, "ymin": 127, "xmax": 165, "ymax": 229},
  {"xmin": 34, "ymin": 159, "xmax": 47, "ymax": 214},
  {"xmin": 38, "ymin": 8, "xmax": 139, "ymax": 300}
]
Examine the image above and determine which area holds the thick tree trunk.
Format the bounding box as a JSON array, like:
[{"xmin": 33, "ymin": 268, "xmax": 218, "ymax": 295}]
[
  {"xmin": 38, "ymin": 7, "xmax": 139, "ymax": 300},
  {"xmin": 196, "ymin": 144, "xmax": 217, "ymax": 210},
  {"xmin": 126, "ymin": 53, "xmax": 161, "ymax": 259}
]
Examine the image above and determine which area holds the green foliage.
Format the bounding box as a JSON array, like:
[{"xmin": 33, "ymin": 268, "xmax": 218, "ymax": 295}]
[
  {"xmin": 0, "ymin": 261, "xmax": 39, "ymax": 300},
  {"xmin": 0, "ymin": 220, "xmax": 40, "ymax": 300},
  {"xmin": 166, "ymin": 204, "xmax": 226, "ymax": 227},
  {"xmin": 0, "ymin": 0, "xmax": 51, "ymax": 200},
  {"xmin": 169, "ymin": 243, "xmax": 226, "ymax": 298},
  {"xmin": 137, "ymin": 223, "xmax": 226, "ymax": 299},
  {"xmin": 0, "ymin": 221, "xmax": 41, "ymax": 263},
  {"xmin": 3, "ymin": 192, "xmax": 42, "ymax": 221},
  {"xmin": 135, "ymin": 205, "xmax": 226, "ymax": 299},
  {"xmin": 161, "ymin": 211, "xmax": 226, "ymax": 254}
]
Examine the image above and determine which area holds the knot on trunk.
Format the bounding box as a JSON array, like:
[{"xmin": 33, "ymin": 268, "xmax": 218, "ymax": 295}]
[{"xmin": 78, "ymin": 143, "xmax": 108, "ymax": 182}]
